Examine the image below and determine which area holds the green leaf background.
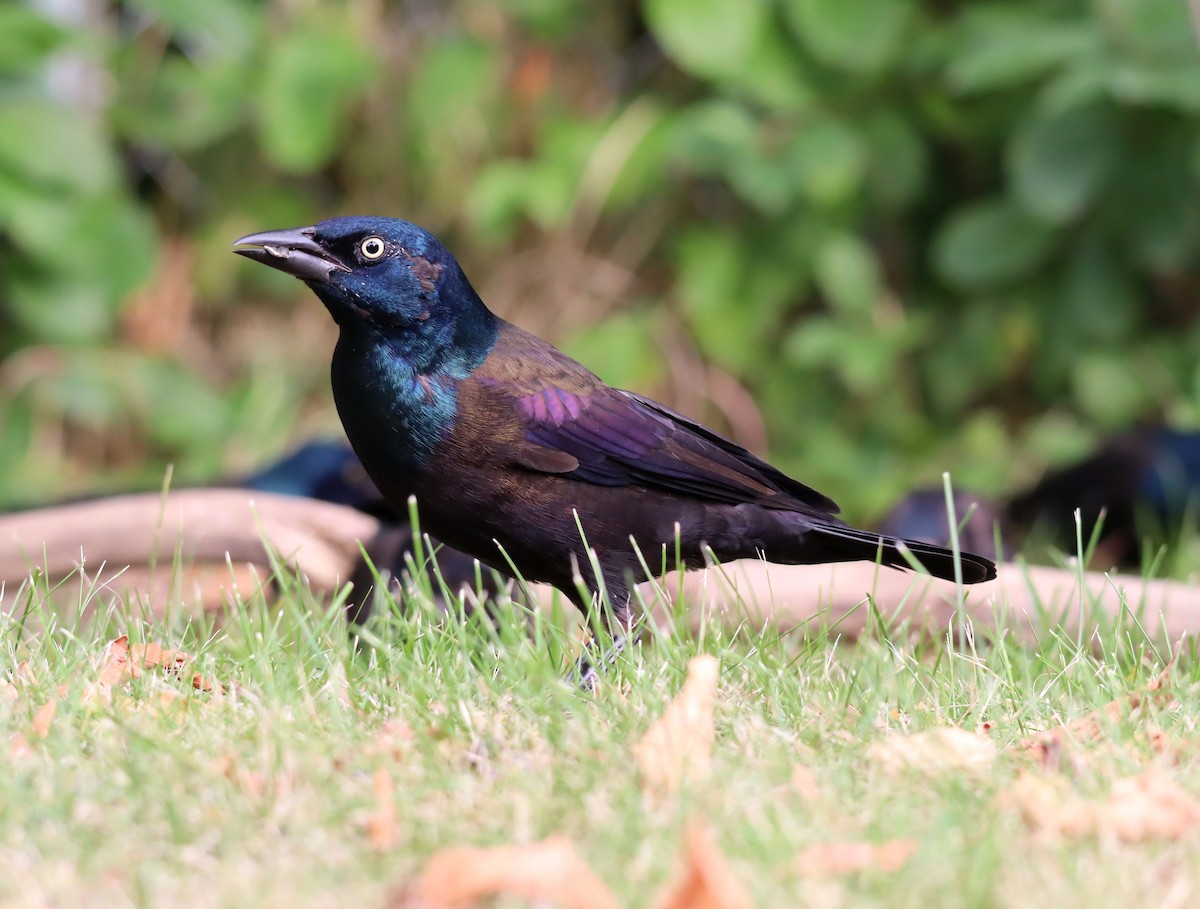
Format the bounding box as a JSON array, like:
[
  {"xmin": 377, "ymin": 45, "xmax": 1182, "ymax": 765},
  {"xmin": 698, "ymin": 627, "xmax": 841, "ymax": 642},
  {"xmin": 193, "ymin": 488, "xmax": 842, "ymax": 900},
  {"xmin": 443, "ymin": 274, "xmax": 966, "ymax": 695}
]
[{"xmin": 4, "ymin": 0, "xmax": 1200, "ymax": 522}]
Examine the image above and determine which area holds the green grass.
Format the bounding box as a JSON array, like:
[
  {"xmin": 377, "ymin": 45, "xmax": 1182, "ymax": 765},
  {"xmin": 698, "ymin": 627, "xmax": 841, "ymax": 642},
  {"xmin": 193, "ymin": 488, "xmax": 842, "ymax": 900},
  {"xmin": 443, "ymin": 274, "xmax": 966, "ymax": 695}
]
[{"xmin": 1, "ymin": 555, "xmax": 1197, "ymax": 909}]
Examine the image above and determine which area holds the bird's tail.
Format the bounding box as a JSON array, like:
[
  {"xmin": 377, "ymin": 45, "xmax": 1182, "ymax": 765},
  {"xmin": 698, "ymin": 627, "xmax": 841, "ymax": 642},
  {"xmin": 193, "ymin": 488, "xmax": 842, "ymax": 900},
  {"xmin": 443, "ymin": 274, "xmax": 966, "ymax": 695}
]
[{"xmin": 804, "ymin": 521, "xmax": 997, "ymax": 584}]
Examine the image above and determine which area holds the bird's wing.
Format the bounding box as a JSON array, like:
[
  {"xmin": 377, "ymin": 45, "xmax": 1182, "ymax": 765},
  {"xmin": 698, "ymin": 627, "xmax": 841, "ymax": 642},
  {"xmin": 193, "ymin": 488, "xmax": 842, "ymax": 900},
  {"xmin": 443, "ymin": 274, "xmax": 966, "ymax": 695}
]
[{"xmin": 468, "ymin": 324, "xmax": 839, "ymax": 515}]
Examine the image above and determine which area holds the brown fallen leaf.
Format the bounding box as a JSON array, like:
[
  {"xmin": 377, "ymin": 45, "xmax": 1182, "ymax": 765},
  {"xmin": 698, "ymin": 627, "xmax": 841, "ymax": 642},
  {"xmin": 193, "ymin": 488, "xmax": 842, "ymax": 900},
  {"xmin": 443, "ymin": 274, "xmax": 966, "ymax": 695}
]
[
  {"xmin": 1015, "ymin": 659, "xmax": 1178, "ymax": 767},
  {"xmin": 1141, "ymin": 726, "xmax": 1182, "ymax": 763},
  {"xmin": 794, "ymin": 840, "xmax": 915, "ymax": 876},
  {"xmin": 405, "ymin": 836, "xmax": 619, "ymax": 909},
  {"xmin": 214, "ymin": 751, "xmax": 297, "ymax": 801},
  {"xmin": 130, "ymin": 641, "xmax": 190, "ymax": 673},
  {"xmin": 31, "ymin": 698, "xmax": 56, "ymax": 739},
  {"xmin": 99, "ymin": 635, "xmax": 138, "ymax": 685},
  {"xmin": 87, "ymin": 635, "xmax": 224, "ymax": 701},
  {"xmin": 654, "ymin": 826, "xmax": 752, "ymax": 909},
  {"xmin": 142, "ymin": 688, "xmax": 193, "ymax": 717},
  {"xmin": 5, "ymin": 663, "xmax": 68, "ymax": 701},
  {"xmin": 9, "ymin": 734, "xmax": 33, "ymax": 760},
  {"xmin": 367, "ymin": 767, "xmax": 398, "ymax": 851},
  {"xmin": 1103, "ymin": 772, "xmax": 1200, "ymax": 841},
  {"xmin": 372, "ymin": 719, "xmax": 417, "ymax": 760},
  {"xmin": 1010, "ymin": 770, "xmax": 1200, "ymax": 841},
  {"xmin": 10, "ymin": 661, "xmax": 37, "ymax": 687},
  {"xmin": 380, "ymin": 717, "xmax": 416, "ymax": 738},
  {"xmin": 1007, "ymin": 772, "xmax": 1086, "ymax": 837},
  {"xmin": 867, "ymin": 727, "xmax": 996, "ymax": 775},
  {"xmin": 790, "ymin": 765, "xmax": 821, "ymax": 801},
  {"xmin": 634, "ymin": 655, "xmax": 719, "ymax": 793},
  {"xmin": 192, "ymin": 673, "xmax": 225, "ymax": 695},
  {"xmin": 333, "ymin": 718, "xmax": 415, "ymax": 772}
]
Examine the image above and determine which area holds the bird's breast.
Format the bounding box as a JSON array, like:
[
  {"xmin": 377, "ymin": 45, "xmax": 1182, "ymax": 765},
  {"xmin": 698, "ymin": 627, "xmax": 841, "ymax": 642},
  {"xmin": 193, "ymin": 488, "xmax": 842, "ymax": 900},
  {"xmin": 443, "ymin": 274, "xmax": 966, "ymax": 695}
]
[{"xmin": 330, "ymin": 334, "xmax": 459, "ymax": 483}]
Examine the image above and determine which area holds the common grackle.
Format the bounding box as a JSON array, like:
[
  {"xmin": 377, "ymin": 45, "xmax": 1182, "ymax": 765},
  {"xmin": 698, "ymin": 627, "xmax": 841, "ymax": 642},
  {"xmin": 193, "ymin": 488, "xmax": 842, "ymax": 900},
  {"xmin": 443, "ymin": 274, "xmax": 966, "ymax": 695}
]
[
  {"xmin": 233, "ymin": 217, "xmax": 996, "ymax": 670},
  {"xmin": 1007, "ymin": 428, "xmax": 1200, "ymax": 568},
  {"xmin": 244, "ymin": 439, "xmax": 392, "ymax": 517}
]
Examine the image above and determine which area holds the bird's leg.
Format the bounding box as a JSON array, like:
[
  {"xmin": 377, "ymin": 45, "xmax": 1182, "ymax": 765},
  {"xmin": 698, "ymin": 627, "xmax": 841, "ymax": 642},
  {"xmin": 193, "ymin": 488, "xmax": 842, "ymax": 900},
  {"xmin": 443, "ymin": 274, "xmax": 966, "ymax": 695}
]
[
  {"xmin": 573, "ymin": 630, "xmax": 629, "ymax": 691},
  {"xmin": 573, "ymin": 589, "xmax": 643, "ymax": 691}
]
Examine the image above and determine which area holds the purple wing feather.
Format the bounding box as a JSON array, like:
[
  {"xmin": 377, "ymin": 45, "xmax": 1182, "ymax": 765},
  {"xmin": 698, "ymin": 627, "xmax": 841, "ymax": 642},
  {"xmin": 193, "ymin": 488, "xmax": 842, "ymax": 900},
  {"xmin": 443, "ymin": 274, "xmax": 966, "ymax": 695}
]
[
  {"xmin": 474, "ymin": 320, "xmax": 839, "ymax": 514},
  {"xmin": 512, "ymin": 384, "xmax": 840, "ymax": 514}
]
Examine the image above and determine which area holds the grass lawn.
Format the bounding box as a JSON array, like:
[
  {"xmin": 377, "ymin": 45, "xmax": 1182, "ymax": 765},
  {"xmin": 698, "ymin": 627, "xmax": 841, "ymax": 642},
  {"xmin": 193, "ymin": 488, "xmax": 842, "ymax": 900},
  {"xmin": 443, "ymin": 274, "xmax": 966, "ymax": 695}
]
[{"xmin": 1, "ymin": 558, "xmax": 1196, "ymax": 908}]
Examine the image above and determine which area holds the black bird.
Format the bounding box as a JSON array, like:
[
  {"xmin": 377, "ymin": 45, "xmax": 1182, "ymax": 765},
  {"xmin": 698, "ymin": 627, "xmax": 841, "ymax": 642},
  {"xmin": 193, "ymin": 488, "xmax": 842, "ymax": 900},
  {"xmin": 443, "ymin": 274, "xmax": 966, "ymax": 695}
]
[
  {"xmin": 244, "ymin": 439, "xmax": 393, "ymax": 517},
  {"xmin": 1007, "ymin": 427, "xmax": 1200, "ymax": 568},
  {"xmin": 233, "ymin": 217, "xmax": 996, "ymax": 669}
]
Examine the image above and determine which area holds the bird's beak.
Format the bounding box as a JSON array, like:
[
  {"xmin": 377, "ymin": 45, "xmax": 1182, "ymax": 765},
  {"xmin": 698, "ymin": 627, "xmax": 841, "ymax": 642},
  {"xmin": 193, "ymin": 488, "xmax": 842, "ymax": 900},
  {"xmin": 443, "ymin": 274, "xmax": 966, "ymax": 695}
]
[{"xmin": 232, "ymin": 226, "xmax": 351, "ymax": 284}]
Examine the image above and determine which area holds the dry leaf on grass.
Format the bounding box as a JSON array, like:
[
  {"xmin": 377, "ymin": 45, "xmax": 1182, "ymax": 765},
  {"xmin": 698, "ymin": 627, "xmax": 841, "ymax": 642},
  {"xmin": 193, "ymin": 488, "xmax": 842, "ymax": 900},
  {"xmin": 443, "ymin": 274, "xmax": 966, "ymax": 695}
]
[
  {"xmin": 0, "ymin": 662, "xmax": 32, "ymax": 703},
  {"xmin": 191, "ymin": 672, "xmax": 224, "ymax": 694},
  {"xmin": 334, "ymin": 719, "xmax": 416, "ymax": 772},
  {"xmin": 1010, "ymin": 770, "xmax": 1200, "ymax": 841},
  {"xmin": 372, "ymin": 719, "xmax": 417, "ymax": 760},
  {"xmin": 130, "ymin": 641, "xmax": 190, "ymax": 673},
  {"xmin": 654, "ymin": 826, "xmax": 752, "ymax": 909},
  {"xmin": 31, "ymin": 698, "xmax": 56, "ymax": 738},
  {"xmin": 1103, "ymin": 772, "xmax": 1200, "ymax": 840},
  {"xmin": 6, "ymin": 666, "xmax": 58, "ymax": 755},
  {"xmin": 634, "ymin": 655, "xmax": 719, "ymax": 793},
  {"xmin": 867, "ymin": 727, "xmax": 996, "ymax": 775},
  {"xmin": 9, "ymin": 734, "xmax": 33, "ymax": 760},
  {"xmin": 1139, "ymin": 726, "xmax": 1182, "ymax": 763},
  {"xmin": 1015, "ymin": 660, "xmax": 1177, "ymax": 767},
  {"xmin": 1008, "ymin": 772, "xmax": 1093, "ymax": 838},
  {"xmin": 93, "ymin": 635, "xmax": 162, "ymax": 688},
  {"xmin": 213, "ymin": 753, "xmax": 296, "ymax": 801},
  {"xmin": 86, "ymin": 635, "xmax": 225, "ymax": 702},
  {"xmin": 367, "ymin": 767, "xmax": 398, "ymax": 851},
  {"xmin": 794, "ymin": 840, "xmax": 915, "ymax": 876},
  {"xmin": 402, "ymin": 836, "xmax": 619, "ymax": 909},
  {"xmin": 5, "ymin": 663, "xmax": 69, "ymax": 703},
  {"xmin": 790, "ymin": 765, "xmax": 821, "ymax": 801},
  {"xmin": 9, "ymin": 699, "xmax": 59, "ymax": 759},
  {"xmin": 365, "ymin": 785, "xmax": 751, "ymax": 908},
  {"xmin": 4, "ymin": 662, "xmax": 60, "ymax": 701}
]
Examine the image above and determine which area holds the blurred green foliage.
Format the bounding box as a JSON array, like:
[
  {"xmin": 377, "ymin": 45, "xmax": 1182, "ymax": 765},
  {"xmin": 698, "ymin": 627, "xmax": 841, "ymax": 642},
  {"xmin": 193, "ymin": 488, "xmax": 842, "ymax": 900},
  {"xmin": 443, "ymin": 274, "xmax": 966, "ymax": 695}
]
[{"xmin": 3, "ymin": 0, "xmax": 1200, "ymax": 519}]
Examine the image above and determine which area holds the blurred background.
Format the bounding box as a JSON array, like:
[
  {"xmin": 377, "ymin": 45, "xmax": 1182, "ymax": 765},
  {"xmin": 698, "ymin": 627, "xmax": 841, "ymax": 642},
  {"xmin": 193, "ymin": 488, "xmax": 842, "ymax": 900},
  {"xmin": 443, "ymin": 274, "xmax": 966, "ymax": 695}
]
[{"xmin": 3, "ymin": 0, "xmax": 1200, "ymax": 538}]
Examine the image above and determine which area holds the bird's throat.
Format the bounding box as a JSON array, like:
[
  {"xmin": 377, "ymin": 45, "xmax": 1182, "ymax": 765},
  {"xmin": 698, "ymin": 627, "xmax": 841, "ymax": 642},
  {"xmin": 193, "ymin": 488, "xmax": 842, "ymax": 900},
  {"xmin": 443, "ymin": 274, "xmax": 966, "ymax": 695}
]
[{"xmin": 329, "ymin": 311, "xmax": 497, "ymax": 490}]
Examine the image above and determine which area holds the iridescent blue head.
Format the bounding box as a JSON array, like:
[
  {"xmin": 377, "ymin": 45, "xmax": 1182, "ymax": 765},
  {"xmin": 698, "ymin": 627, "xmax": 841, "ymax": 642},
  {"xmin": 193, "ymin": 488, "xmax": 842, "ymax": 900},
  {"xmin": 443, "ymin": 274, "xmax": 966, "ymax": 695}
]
[{"xmin": 233, "ymin": 216, "xmax": 497, "ymax": 370}]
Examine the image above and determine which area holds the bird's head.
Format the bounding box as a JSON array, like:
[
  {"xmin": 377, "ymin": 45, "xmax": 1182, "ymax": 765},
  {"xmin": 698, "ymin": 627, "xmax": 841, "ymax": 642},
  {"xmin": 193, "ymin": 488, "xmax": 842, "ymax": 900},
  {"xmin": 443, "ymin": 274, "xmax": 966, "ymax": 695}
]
[{"xmin": 233, "ymin": 216, "xmax": 485, "ymax": 340}]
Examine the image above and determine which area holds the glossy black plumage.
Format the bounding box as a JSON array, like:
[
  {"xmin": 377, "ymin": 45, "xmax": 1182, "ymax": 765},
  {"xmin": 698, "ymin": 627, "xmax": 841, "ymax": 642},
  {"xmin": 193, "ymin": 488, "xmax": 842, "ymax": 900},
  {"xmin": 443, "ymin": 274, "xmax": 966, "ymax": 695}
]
[
  {"xmin": 243, "ymin": 440, "xmax": 504, "ymax": 623},
  {"xmin": 243, "ymin": 439, "xmax": 392, "ymax": 518},
  {"xmin": 233, "ymin": 217, "xmax": 997, "ymax": 664},
  {"xmin": 1007, "ymin": 427, "xmax": 1200, "ymax": 567}
]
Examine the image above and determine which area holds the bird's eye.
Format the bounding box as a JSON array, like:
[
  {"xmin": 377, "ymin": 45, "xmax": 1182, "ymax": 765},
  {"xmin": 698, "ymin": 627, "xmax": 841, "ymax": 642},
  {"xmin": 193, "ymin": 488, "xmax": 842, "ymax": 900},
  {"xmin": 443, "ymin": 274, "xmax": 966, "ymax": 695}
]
[{"xmin": 359, "ymin": 237, "xmax": 386, "ymax": 260}]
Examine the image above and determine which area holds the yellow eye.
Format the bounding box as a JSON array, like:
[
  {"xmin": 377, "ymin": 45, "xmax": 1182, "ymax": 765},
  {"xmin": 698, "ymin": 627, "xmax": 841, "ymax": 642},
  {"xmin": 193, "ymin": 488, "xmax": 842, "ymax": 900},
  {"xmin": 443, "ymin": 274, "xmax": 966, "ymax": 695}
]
[{"xmin": 359, "ymin": 236, "xmax": 386, "ymax": 260}]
